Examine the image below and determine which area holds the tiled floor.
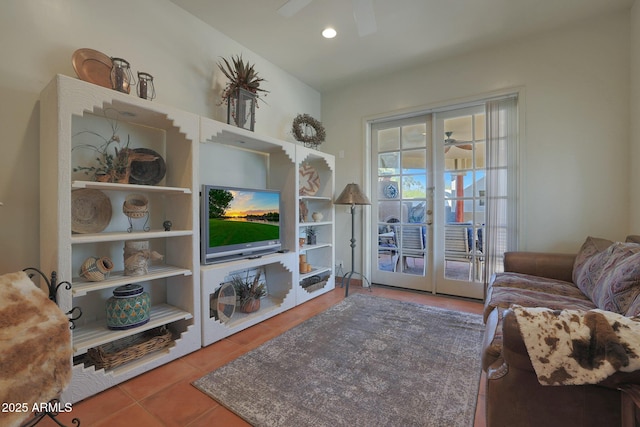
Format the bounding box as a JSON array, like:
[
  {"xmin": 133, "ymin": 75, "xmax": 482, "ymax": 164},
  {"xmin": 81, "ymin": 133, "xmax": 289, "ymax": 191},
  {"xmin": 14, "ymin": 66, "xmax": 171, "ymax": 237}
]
[{"xmin": 42, "ymin": 285, "xmax": 486, "ymax": 427}]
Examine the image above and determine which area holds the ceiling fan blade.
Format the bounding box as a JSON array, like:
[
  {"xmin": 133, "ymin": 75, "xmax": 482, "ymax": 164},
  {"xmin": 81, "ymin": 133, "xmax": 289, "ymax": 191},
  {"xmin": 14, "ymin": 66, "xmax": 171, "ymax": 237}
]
[
  {"xmin": 352, "ymin": 0, "xmax": 377, "ymax": 36},
  {"xmin": 277, "ymin": 0, "xmax": 314, "ymax": 17}
]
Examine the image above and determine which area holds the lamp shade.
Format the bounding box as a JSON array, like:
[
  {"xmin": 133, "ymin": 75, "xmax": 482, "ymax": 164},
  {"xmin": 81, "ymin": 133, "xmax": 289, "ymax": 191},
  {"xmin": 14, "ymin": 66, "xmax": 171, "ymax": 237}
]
[{"xmin": 334, "ymin": 183, "xmax": 370, "ymax": 205}]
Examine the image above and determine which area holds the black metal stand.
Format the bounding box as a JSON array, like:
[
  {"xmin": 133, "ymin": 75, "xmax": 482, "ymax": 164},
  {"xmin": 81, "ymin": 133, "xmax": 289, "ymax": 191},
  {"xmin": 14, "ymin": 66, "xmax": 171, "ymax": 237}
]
[
  {"xmin": 340, "ymin": 205, "xmax": 372, "ymax": 297},
  {"xmin": 20, "ymin": 399, "xmax": 80, "ymax": 427},
  {"xmin": 23, "ymin": 268, "xmax": 82, "ymax": 329},
  {"xmin": 126, "ymin": 211, "xmax": 150, "ymax": 233}
]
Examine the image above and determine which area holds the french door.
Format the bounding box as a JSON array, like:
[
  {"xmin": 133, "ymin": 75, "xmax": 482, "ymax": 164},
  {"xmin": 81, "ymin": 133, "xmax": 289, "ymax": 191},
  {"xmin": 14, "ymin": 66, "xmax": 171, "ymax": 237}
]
[{"xmin": 370, "ymin": 106, "xmax": 487, "ymax": 299}]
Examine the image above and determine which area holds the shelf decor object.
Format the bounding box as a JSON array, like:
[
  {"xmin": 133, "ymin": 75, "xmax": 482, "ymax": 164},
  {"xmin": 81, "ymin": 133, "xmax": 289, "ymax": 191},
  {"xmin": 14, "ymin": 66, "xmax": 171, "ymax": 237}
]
[
  {"xmin": 79, "ymin": 256, "xmax": 114, "ymax": 282},
  {"xmin": 123, "ymin": 193, "xmax": 150, "ymax": 232},
  {"xmin": 71, "ymin": 189, "xmax": 112, "ymax": 234},
  {"xmin": 292, "ymin": 113, "xmax": 325, "ymax": 149},
  {"xmin": 106, "ymin": 284, "xmax": 151, "ymax": 330},
  {"xmin": 334, "ymin": 183, "xmax": 372, "ymax": 296},
  {"xmin": 87, "ymin": 326, "xmax": 172, "ymax": 370},
  {"xmin": 136, "ymin": 72, "xmax": 156, "ymax": 100},
  {"xmin": 110, "ymin": 57, "xmax": 134, "ymax": 94},
  {"xmin": 217, "ymin": 54, "xmax": 269, "ymax": 132}
]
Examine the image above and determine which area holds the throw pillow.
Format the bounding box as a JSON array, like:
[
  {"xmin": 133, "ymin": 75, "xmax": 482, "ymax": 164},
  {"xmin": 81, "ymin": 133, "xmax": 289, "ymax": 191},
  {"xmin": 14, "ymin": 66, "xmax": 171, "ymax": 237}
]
[
  {"xmin": 590, "ymin": 244, "xmax": 640, "ymax": 314},
  {"xmin": 572, "ymin": 236, "xmax": 613, "ymax": 298},
  {"xmin": 626, "ymin": 235, "xmax": 640, "ymax": 244}
]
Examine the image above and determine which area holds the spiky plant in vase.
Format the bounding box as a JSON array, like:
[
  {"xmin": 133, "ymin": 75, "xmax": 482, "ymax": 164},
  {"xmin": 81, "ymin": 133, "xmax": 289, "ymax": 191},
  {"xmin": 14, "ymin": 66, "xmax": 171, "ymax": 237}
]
[
  {"xmin": 231, "ymin": 270, "xmax": 267, "ymax": 313},
  {"xmin": 217, "ymin": 54, "xmax": 269, "ymax": 130}
]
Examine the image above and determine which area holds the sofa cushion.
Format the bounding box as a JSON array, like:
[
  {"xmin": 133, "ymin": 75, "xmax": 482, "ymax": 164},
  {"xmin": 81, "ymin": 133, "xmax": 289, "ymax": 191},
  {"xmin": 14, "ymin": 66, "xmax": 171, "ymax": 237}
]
[
  {"xmin": 573, "ymin": 236, "xmax": 614, "ymax": 299},
  {"xmin": 626, "ymin": 293, "xmax": 640, "ymax": 317},
  {"xmin": 484, "ymin": 272, "xmax": 595, "ymax": 321},
  {"xmin": 589, "ymin": 243, "xmax": 640, "ymax": 314}
]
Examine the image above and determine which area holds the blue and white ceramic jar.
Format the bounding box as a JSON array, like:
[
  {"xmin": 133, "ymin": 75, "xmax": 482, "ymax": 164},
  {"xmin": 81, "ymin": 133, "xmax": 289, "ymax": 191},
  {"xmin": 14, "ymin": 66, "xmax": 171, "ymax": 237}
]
[{"xmin": 106, "ymin": 284, "xmax": 150, "ymax": 330}]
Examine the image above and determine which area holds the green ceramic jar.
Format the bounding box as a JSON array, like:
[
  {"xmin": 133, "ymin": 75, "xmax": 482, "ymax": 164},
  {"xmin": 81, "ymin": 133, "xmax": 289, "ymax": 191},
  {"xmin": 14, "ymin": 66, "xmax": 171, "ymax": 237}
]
[{"xmin": 106, "ymin": 284, "xmax": 150, "ymax": 330}]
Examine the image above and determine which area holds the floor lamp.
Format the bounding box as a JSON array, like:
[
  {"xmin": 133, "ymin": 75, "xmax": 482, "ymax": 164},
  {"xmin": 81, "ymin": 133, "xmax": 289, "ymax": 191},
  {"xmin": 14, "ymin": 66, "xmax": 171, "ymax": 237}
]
[{"xmin": 334, "ymin": 183, "xmax": 371, "ymax": 296}]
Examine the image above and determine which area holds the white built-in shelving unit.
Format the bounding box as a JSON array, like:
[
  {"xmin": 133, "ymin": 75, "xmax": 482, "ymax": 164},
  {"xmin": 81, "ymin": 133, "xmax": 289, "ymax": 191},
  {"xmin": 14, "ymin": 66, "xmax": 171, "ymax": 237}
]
[
  {"xmin": 39, "ymin": 75, "xmax": 201, "ymax": 403},
  {"xmin": 40, "ymin": 74, "xmax": 335, "ymax": 403}
]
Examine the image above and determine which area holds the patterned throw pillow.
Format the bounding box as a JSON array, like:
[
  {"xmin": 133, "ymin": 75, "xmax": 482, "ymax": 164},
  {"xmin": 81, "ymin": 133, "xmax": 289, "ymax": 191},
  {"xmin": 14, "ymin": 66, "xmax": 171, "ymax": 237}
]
[
  {"xmin": 590, "ymin": 243, "xmax": 640, "ymax": 314},
  {"xmin": 572, "ymin": 236, "xmax": 613, "ymax": 298}
]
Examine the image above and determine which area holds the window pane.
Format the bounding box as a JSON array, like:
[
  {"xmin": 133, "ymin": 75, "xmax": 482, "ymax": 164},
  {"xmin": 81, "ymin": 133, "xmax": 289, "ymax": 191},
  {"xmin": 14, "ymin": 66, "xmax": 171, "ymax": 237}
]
[
  {"xmin": 378, "ymin": 201, "xmax": 401, "ymax": 223},
  {"xmin": 378, "ymin": 128, "xmax": 400, "ymax": 151},
  {"xmin": 444, "ymin": 172, "xmax": 472, "ymax": 198},
  {"xmin": 402, "ymin": 149, "xmax": 426, "ymax": 174},
  {"xmin": 378, "ymin": 152, "xmax": 399, "ymax": 175},
  {"xmin": 378, "ymin": 177, "xmax": 400, "ymax": 200},
  {"xmin": 402, "ymin": 123, "xmax": 427, "ymax": 149},
  {"xmin": 404, "ymin": 201, "xmax": 427, "ymax": 223},
  {"xmin": 402, "ymin": 175, "xmax": 427, "ymax": 199}
]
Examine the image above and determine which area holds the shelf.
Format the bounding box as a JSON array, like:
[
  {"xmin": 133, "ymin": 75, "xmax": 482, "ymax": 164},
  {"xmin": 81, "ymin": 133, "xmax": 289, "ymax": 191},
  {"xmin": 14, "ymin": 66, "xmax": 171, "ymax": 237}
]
[
  {"xmin": 300, "ymin": 243, "xmax": 332, "ymax": 251},
  {"xmin": 299, "ymin": 221, "xmax": 332, "ymax": 227},
  {"xmin": 72, "ymin": 304, "xmax": 193, "ymax": 356},
  {"xmin": 300, "ymin": 266, "xmax": 332, "ymax": 280},
  {"xmin": 72, "ymin": 265, "xmax": 192, "ymax": 296},
  {"xmin": 224, "ymin": 296, "xmax": 283, "ymax": 328},
  {"xmin": 299, "ymin": 195, "xmax": 332, "ymax": 201},
  {"xmin": 72, "ymin": 180, "xmax": 192, "ymax": 194},
  {"xmin": 71, "ymin": 229, "xmax": 192, "ymax": 244}
]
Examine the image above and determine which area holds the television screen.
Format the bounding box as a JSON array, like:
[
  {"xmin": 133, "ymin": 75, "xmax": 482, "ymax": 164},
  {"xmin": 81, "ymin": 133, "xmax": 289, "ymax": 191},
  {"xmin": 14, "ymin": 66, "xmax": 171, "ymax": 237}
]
[{"xmin": 202, "ymin": 185, "xmax": 281, "ymax": 263}]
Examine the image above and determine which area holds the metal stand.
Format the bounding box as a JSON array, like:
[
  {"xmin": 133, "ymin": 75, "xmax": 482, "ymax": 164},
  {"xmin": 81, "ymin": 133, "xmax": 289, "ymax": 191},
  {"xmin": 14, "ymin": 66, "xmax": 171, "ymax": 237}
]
[
  {"xmin": 340, "ymin": 205, "xmax": 372, "ymax": 296},
  {"xmin": 126, "ymin": 211, "xmax": 150, "ymax": 233},
  {"xmin": 23, "ymin": 268, "xmax": 82, "ymax": 329}
]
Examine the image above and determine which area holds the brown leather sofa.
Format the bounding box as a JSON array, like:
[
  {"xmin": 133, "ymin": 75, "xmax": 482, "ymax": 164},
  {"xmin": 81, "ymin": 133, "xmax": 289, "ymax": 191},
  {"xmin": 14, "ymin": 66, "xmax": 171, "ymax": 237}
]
[{"xmin": 482, "ymin": 237, "xmax": 640, "ymax": 427}]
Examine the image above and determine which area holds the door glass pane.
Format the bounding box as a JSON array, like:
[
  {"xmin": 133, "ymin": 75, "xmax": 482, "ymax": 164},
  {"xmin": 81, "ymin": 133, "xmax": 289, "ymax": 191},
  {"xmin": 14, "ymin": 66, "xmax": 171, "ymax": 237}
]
[
  {"xmin": 378, "ymin": 177, "xmax": 400, "ymax": 200},
  {"xmin": 378, "ymin": 152, "xmax": 399, "ymax": 175},
  {"xmin": 401, "ymin": 149, "xmax": 426, "ymax": 174},
  {"xmin": 378, "ymin": 128, "xmax": 400, "ymax": 151},
  {"xmin": 444, "ymin": 172, "xmax": 472, "ymax": 198},
  {"xmin": 402, "ymin": 175, "xmax": 427, "ymax": 199},
  {"xmin": 401, "ymin": 124, "xmax": 427, "ymax": 149},
  {"xmin": 378, "ymin": 201, "xmax": 401, "ymax": 222},
  {"xmin": 398, "ymin": 225, "xmax": 425, "ymax": 275}
]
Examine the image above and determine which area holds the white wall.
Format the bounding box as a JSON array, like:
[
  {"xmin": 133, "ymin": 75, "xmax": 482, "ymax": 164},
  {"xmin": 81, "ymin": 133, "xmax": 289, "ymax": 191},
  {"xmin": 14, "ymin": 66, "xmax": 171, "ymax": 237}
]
[
  {"xmin": 631, "ymin": 2, "xmax": 640, "ymax": 231},
  {"xmin": 0, "ymin": 0, "xmax": 320, "ymax": 273},
  {"xmin": 322, "ymin": 11, "xmax": 631, "ymax": 273}
]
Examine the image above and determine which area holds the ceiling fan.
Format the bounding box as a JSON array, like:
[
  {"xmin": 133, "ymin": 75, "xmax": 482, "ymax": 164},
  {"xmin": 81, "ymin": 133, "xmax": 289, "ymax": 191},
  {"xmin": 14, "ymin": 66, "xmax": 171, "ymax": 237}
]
[{"xmin": 277, "ymin": 0, "xmax": 377, "ymax": 37}]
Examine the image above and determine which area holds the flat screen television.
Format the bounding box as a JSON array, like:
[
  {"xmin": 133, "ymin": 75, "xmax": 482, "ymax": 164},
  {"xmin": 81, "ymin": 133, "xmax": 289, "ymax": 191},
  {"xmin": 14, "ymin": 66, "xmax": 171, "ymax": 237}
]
[{"xmin": 201, "ymin": 185, "xmax": 282, "ymax": 264}]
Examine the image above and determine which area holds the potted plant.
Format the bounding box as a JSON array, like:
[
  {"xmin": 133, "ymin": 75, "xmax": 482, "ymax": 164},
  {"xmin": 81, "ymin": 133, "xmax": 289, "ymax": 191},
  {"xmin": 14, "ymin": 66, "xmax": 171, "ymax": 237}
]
[
  {"xmin": 72, "ymin": 109, "xmax": 157, "ymax": 183},
  {"xmin": 305, "ymin": 226, "xmax": 317, "ymax": 245},
  {"xmin": 217, "ymin": 54, "xmax": 269, "ymax": 131},
  {"xmin": 231, "ymin": 270, "xmax": 267, "ymax": 313}
]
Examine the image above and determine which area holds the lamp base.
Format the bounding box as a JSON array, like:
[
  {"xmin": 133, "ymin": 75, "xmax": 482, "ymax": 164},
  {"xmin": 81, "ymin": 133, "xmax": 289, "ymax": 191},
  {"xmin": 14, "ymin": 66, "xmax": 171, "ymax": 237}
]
[{"xmin": 340, "ymin": 270, "xmax": 372, "ymax": 297}]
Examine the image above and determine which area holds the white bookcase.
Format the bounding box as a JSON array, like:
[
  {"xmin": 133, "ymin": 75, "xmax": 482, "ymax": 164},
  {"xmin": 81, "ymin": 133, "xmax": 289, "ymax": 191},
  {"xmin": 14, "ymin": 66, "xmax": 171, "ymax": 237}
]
[
  {"xmin": 39, "ymin": 75, "xmax": 201, "ymax": 403},
  {"xmin": 296, "ymin": 146, "xmax": 336, "ymax": 304},
  {"xmin": 39, "ymin": 74, "xmax": 335, "ymax": 401}
]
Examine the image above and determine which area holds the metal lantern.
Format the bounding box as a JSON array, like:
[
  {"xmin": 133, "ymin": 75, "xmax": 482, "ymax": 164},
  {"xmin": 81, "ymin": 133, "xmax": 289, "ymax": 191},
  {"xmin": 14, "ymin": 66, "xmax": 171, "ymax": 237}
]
[
  {"xmin": 110, "ymin": 57, "xmax": 135, "ymax": 94},
  {"xmin": 137, "ymin": 72, "xmax": 156, "ymax": 100},
  {"xmin": 227, "ymin": 87, "xmax": 256, "ymax": 131}
]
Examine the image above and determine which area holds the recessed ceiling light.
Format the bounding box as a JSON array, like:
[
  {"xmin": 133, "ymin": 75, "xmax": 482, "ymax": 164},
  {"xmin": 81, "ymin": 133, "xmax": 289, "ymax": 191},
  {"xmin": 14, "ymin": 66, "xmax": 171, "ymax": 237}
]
[{"xmin": 322, "ymin": 27, "xmax": 337, "ymax": 39}]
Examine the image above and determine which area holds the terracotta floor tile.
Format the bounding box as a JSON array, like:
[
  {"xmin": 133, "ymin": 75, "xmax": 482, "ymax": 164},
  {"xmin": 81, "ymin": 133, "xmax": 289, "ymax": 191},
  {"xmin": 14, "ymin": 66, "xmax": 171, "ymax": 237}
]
[
  {"xmin": 187, "ymin": 405, "xmax": 252, "ymax": 427},
  {"xmin": 94, "ymin": 403, "xmax": 165, "ymax": 427},
  {"xmin": 141, "ymin": 380, "xmax": 216, "ymax": 427},
  {"xmin": 181, "ymin": 338, "xmax": 244, "ymax": 372},
  {"xmin": 39, "ymin": 386, "xmax": 134, "ymax": 427},
  {"xmin": 119, "ymin": 358, "xmax": 199, "ymax": 401}
]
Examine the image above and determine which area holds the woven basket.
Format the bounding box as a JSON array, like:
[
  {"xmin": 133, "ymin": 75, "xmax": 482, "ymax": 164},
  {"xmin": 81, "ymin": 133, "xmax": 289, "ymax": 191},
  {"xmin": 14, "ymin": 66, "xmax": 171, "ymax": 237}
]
[
  {"xmin": 87, "ymin": 326, "xmax": 172, "ymax": 370},
  {"xmin": 122, "ymin": 193, "xmax": 149, "ymax": 218}
]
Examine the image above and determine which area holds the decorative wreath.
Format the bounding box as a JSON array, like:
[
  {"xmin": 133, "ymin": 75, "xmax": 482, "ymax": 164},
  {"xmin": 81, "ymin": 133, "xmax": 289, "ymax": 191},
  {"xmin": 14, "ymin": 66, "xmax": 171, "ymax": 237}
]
[{"xmin": 292, "ymin": 114, "xmax": 326, "ymax": 148}]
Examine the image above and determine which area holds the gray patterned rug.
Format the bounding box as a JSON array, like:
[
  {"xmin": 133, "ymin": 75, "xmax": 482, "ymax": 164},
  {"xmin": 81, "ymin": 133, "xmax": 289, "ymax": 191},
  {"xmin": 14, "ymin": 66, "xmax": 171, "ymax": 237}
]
[{"xmin": 193, "ymin": 293, "xmax": 485, "ymax": 427}]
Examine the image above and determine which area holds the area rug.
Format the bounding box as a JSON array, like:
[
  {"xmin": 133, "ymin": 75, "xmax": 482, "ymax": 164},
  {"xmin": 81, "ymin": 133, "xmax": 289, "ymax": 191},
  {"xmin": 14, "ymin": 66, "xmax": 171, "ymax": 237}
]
[{"xmin": 193, "ymin": 293, "xmax": 485, "ymax": 427}]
